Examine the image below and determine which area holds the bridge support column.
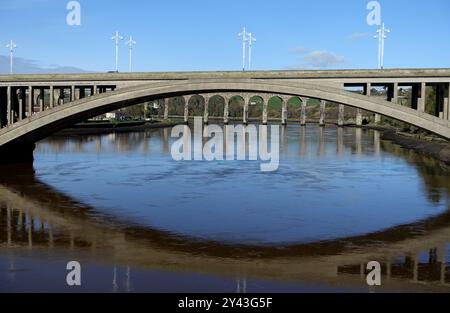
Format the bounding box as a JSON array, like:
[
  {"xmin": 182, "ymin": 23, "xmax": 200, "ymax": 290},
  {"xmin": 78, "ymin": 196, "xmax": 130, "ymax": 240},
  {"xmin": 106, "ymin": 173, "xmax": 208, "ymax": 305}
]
[
  {"xmin": 392, "ymin": 82, "xmax": 399, "ymax": 104},
  {"xmin": 204, "ymin": 96, "xmax": 210, "ymax": 125},
  {"xmin": 224, "ymin": 96, "xmax": 230, "ymax": 125},
  {"xmin": 39, "ymin": 88, "xmax": 44, "ymax": 112},
  {"xmin": 71, "ymin": 86, "xmax": 75, "ymax": 102},
  {"xmin": 444, "ymin": 97, "xmax": 449, "ymax": 121},
  {"xmin": 367, "ymin": 83, "xmax": 380, "ymax": 123},
  {"xmin": 19, "ymin": 87, "xmax": 26, "ymax": 121},
  {"xmin": 79, "ymin": 87, "xmax": 86, "ymax": 99},
  {"xmin": 93, "ymin": 85, "xmax": 98, "ymax": 96},
  {"xmin": 281, "ymin": 97, "xmax": 288, "ymax": 126},
  {"xmin": 356, "ymin": 109, "xmax": 363, "ymax": 127},
  {"xmin": 262, "ymin": 96, "xmax": 268, "ymax": 125},
  {"xmin": 28, "ymin": 86, "xmax": 33, "ymax": 118},
  {"xmin": 18, "ymin": 89, "xmax": 23, "ymax": 122},
  {"xmin": 338, "ymin": 104, "xmax": 345, "ymax": 126},
  {"xmin": 319, "ymin": 100, "xmax": 326, "ymax": 127},
  {"xmin": 418, "ymin": 82, "xmax": 426, "ymax": 113},
  {"xmin": 49, "ymin": 86, "xmax": 54, "ymax": 108},
  {"xmin": 184, "ymin": 96, "xmax": 190, "ymax": 124},
  {"xmin": 243, "ymin": 95, "xmax": 249, "ymax": 125},
  {"xmin": 7, "ymin": 86, "xmax": 12, "ymax": 125},
  {"xmin": 59, "ymin": 88, "xmax": 65, "ymax": 105},
  {"xmin": 300, "ymin": 97, "xmax": 307, "ymax": 126},
  {"xmin": 164, "ymin": 98, "xmax": 169, "ymax": 120}
]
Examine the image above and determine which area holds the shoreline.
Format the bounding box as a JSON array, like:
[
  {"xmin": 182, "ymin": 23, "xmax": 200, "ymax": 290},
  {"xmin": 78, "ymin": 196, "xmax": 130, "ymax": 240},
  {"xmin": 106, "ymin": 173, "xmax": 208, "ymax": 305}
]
[{"xmin": 379, "ymin": 129, "xmax": 450, "ymax": 166}]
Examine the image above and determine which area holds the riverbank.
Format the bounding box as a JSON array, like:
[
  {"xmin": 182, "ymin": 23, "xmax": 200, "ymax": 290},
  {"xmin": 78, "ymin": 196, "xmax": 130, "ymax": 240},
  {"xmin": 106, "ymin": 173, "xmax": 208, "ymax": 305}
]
[{"xmin": 379, "ymin": 129, "xmax": 450, "ymax": 166}]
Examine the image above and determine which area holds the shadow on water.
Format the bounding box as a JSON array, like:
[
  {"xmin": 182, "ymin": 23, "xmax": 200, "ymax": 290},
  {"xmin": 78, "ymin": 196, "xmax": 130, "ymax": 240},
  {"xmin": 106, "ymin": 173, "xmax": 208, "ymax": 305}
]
[{"xmin": 0, "ymin": 125, "xmax": 450, "ymax": 291}]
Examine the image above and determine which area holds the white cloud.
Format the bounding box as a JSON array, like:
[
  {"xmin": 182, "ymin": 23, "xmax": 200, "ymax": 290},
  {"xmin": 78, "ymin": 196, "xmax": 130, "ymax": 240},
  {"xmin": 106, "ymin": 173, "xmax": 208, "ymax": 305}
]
[{"xmin": 302, "ymin": 50, "xmax": 346, "ymax": 68}]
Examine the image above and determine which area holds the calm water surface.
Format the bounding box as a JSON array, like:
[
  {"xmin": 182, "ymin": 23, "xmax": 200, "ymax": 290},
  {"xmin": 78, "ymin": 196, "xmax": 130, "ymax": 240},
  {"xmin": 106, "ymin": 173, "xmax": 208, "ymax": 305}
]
[{"xmin": 0, "ymin": 125, "xmax": 449, "ymax": 292}]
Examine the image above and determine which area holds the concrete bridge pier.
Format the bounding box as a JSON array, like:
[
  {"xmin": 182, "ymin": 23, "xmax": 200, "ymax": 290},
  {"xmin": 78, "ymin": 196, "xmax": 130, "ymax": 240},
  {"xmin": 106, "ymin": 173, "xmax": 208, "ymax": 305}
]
[
  {"xmin": 224, "ymin": 96, "xmax": 230, "ymax": 125},
  {"xmin": 6, "ymin": 86, "xmax": 12, "ymax": 125},
  {"xmin": 27, "ymin": 86, "xmax": 33, "ymax": 118},
  {"xmin": 262, "ymin": 95, "xmax": 269, "ymax": 125},
  {"xmin": 338, "ymin": 104, "xmax": 345, "ymax": 127},
  {"xmin": 243, "ymin": 94, "xmax": 250, "ymax": 125},
  {"xmin": 281, "ymin": 97, "xmax": 288, "ymax": 126},
  {"xmin": 49, "ymin": 86, "xmax": 54, "ymax": 109},
  {"xmin": 367, "ymin": 83, "xmax": 381, "ymax": 123},
  {"xmin": 300, "ymin": 97, "xmax": 308, "ymax": 126},
  {"xmin": 319, "ymin": 100, "xmax": 326, "ymax": 127},
  {"xmin": 18, "ymin": 88, "xmax": 25, "ymax": 121},
  {"xmin": 79, "ymin": 87, "xmax": 86, "ymax": 99},
  {"xmin": 164, "ymin": 98, "xmax": 169, "ymax": 120},
  {"xmin": 204, "ymin": 95, "xmax": 210, "ymax": 125},
  {"xmin": 38, "ymin": 88, "xmax": 44, "ymax": 112},
  {"xmin": 418, "ymin": 82, "xmax": 427, "ymax": 113},
  {"xmin": 71, "ymin": 86, "xmax": 76, "ymax": 102},
  {"xmin": 183, "ymin": 95, "xmax": 189, "ymax": 124}
]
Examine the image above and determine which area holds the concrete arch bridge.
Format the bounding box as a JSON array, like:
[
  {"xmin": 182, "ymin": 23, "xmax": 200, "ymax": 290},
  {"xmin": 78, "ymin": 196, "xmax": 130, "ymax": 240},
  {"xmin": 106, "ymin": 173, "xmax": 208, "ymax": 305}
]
[{"xmin": 0, "ymin": 69, "xmax": 449, "ymax": 163}]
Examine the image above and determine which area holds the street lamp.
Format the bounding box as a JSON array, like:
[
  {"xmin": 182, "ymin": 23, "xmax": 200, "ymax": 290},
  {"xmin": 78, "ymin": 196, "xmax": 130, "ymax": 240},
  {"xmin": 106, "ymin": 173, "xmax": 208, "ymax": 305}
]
[
  {"xmin": 111, "ymin": 31, "xmax": 124, "ymax": 72},
  {"xmin": 6, "ymin": 40, "xmax": 17, "ymax": 74},
  {"xmin": 247, "ymin": 33, "xmax": 256, "ymax": 70},
  {"xmin": 374, "ymin": 23, "xmax": 390, "ymax": 69},
  {"xmin": 125, "ymin": 36, "xmax": 137, "ymax": 72},
  {"xmin": 238, "ymin": 27, "xmax": 248, "ymax": 71}
]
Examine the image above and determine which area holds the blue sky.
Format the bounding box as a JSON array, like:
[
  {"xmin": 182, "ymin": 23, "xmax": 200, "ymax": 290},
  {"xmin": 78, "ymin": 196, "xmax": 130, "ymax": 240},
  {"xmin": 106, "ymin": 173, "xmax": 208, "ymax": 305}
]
[{"xmin": 0, "ymin": 0, "xmax": 449, "ymax": 73}]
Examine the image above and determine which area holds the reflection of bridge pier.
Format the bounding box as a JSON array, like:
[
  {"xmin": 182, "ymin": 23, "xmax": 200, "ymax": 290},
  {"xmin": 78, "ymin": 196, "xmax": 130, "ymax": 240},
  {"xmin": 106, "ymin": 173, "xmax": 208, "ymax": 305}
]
[
  {"xmin": 337, "ymin": 127, "xmax": 344, "ymax": 156},
  {"xmin": 355, "ymin": 128, "xmax": 363, "ymax": 155}
]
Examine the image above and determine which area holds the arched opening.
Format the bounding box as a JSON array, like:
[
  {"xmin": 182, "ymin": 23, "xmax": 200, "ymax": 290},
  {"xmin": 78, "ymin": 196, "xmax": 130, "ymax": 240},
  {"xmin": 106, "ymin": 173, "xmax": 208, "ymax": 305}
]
[
  {"xmin": 268, "ymin": 96, "xmax": 283, "ymax": 120},
  {"xmin": 208, "ymin": 95, "xmax": 225, "ymax": 120},
  {"xmin": 188, "ymin": 95, "xmax": 205, "ymax": 117},
  {"xmin": 248, "ymin": 96, "xmax": 264, "ymax": 121},
  {"xmin": 168, "ymin": 97, "xmax": 186, "ymax": 117},
  {"xmin": 145, "ymin": 99, "xmax": 165, "ymax": 119},
  {"xmin": 287, "ymin": 97, "xmax": 302, "ymax": 119},
  {"xmin": 229, "ymin": 96, "xmax": 244, "ymax": 121}
]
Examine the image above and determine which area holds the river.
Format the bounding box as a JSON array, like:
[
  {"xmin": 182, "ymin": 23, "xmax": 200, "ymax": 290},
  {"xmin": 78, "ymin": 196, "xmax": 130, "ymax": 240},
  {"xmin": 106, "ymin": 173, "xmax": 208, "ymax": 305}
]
[{"xmin": 0, "ymin": 124, "xmax": 449, "ymax": 292}]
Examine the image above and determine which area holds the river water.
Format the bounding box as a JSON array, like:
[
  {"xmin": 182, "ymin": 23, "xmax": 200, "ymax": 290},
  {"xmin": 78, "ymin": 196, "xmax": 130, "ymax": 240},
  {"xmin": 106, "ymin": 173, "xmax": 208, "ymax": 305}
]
[{"xmin": 0, "ymin": 124, "xmax": 449, "ymax": 292}]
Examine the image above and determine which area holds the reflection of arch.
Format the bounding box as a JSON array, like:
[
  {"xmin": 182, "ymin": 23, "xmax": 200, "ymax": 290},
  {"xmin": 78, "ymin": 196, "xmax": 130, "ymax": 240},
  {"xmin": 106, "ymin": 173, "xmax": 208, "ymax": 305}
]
[{"xmin": 0, "ymin": 164, "xmax": 449, "ymax": 264}]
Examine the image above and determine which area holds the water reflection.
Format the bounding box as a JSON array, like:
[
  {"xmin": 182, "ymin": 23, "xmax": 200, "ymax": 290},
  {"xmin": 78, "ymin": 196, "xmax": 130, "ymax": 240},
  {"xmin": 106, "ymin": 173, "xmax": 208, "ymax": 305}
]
[{"xmin": 1, "ymin": 125, "xmax": 450, "ymax": 292}]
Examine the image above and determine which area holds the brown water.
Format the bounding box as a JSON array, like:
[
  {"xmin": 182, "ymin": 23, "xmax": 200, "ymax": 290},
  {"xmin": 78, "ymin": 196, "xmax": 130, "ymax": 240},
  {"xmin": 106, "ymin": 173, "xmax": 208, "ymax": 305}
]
[{"xmin": 0, "ymin": 125, "xmax": 449, "ymax": 293}]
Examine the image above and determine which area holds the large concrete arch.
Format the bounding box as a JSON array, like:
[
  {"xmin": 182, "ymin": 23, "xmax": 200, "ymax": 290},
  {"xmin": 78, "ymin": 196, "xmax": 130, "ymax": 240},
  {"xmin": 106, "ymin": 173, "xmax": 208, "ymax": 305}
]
[{"xmin": 0, "ymin": 79, "xmax": 449, "ymax": 162}]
